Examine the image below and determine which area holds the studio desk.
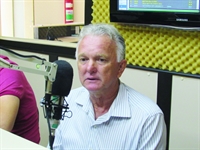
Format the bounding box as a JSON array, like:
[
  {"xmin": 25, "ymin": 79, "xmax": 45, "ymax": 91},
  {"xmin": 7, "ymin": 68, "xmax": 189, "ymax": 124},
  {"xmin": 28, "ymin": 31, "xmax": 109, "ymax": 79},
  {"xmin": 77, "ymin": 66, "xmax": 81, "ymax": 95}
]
[{"xmin": 0, "ymin": 128, "xmax": 48, "ymax": 150}]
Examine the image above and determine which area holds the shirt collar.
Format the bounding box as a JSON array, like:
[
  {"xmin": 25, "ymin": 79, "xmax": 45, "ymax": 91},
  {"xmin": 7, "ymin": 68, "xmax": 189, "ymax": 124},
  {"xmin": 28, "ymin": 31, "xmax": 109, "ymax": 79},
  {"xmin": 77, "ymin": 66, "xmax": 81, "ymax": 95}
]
[
  {"xmin": 75, "ymin": 83, "xmax": 131, "ymax": 118},
  {"xmin": 108, "ymin": 82, "xmax": 131, "ymax": 118}
]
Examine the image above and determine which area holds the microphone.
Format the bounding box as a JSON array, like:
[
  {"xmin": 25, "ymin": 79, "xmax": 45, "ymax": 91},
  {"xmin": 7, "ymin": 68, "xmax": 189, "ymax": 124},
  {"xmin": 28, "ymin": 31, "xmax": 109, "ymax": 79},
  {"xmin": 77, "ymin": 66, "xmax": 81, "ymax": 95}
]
[
  {"xmin": 51, "ymin": 60, "xmax": 73, "ymax": 120},
  {"xmin": 52, "ymin": 60, "xmax": 73, "ymax": 97},
  {"xmin": 41, "ymin": 60, "xmax": 73, "ymax": 150}
]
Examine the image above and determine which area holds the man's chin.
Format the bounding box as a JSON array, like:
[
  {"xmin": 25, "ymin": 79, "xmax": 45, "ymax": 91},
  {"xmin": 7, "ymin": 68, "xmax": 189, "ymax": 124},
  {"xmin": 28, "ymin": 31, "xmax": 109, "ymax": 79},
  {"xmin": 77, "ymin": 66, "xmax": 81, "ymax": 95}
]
[{"xmin": 84, "ymin": 85, "xmax": 100, "ymax": 91}]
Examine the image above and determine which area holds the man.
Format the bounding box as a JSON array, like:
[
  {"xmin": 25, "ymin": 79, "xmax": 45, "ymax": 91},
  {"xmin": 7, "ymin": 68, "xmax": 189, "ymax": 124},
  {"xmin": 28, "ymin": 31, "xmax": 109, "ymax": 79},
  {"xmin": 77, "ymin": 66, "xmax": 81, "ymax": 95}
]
[{"xmin": 53, "ymin": 23, "xmax": 166, "ymax": 149}]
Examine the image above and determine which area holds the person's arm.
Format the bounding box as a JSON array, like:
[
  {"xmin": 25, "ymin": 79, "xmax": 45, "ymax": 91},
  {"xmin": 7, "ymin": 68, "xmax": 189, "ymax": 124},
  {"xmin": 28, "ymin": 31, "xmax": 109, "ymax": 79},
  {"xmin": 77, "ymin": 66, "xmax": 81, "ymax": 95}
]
[{"xmin": 0, "ymin": 95, "xmax": 20, "ymax": 131}]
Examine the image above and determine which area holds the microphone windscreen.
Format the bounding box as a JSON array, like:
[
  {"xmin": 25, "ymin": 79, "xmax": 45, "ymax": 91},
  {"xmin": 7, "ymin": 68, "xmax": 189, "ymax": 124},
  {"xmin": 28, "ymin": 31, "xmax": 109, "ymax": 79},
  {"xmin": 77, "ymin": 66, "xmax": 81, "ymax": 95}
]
[{"xmin": 52, "ymin": 60, "xmax": 73, "ymax": 96}]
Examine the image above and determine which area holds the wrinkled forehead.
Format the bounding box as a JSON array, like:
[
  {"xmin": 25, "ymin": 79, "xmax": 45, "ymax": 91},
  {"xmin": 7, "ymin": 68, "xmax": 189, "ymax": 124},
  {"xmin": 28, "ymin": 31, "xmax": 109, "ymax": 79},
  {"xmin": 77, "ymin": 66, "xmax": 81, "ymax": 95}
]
[
  {"xmin": 78, "ymin": 35, "xmax": 117, "ymax": 58},
  {"xmin": 76, "ymin": 34, "xmax": 117, "ymax": 58}
]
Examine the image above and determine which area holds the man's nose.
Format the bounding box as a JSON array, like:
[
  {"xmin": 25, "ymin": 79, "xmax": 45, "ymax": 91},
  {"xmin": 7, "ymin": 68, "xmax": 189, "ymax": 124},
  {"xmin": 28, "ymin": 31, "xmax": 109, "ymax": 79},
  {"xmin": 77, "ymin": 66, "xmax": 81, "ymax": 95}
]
[{"xmin": 87, "ymin": 60, "xmax": 97, "ymax": 73}]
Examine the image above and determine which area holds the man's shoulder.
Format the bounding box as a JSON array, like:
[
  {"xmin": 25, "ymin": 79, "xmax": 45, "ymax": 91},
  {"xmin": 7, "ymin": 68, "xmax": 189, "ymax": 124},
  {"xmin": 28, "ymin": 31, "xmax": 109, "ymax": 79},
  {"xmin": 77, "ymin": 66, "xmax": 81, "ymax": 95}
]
[{"xmin": 121, "ymin": 83, "xmax": 163, "ymax": 115}]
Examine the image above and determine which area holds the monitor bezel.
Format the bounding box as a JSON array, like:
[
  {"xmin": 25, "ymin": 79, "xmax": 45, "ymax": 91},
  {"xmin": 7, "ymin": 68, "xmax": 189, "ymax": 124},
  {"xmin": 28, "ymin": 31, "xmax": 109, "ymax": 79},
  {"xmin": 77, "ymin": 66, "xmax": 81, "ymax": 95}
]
[{"xmin": 110, "ymin": 0, "xmax": 200, "ymax": 28}]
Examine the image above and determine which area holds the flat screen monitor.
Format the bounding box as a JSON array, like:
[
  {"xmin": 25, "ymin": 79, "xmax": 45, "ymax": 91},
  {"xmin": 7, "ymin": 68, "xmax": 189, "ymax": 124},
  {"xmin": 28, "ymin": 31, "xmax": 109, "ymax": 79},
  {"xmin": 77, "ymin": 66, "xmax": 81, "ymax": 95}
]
[{"xmin": 110, "ymin": 0, "xmax": 200, "ymax": 28}]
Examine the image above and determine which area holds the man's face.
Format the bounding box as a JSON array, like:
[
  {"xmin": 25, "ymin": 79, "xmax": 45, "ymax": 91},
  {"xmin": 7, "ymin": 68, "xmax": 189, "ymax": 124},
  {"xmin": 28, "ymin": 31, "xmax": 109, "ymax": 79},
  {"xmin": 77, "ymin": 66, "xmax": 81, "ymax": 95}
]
[{"xmin": 77, "ymin": 35, "xmax": 126, "ymax": 92}]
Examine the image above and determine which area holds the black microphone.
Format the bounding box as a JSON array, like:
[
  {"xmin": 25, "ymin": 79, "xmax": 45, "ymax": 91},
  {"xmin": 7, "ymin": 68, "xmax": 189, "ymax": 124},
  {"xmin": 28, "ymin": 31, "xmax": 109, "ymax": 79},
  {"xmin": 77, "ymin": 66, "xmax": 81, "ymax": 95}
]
[
  {"xmin": 52, "ymin": 60, "xmax": 73, "ymax": 96},
  {"xmin": 51, "ymin": 60, "xmax": 73, "ymax": 120},
  {"xmin": 43, "ymin": 60, "xmax": 73, "ymax": 150},
  {"xmin": 43, "ymin": 59, "xmax": 73, "ymax": 123}
]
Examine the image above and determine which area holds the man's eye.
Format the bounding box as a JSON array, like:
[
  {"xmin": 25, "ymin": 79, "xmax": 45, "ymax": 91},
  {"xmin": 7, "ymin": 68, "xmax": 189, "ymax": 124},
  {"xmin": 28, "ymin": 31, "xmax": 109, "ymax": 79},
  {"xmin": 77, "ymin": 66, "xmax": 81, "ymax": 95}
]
[
  {"xmin": 97, "ymin": 58, "xmax": 107, "ymax": 64},
  {"xmin": 99, "ymin": 58, "xmax": 105, "ymax": 62},
  {"xmin": 80, "ymin": 58, "xmax": 86, "ymax": 62}
]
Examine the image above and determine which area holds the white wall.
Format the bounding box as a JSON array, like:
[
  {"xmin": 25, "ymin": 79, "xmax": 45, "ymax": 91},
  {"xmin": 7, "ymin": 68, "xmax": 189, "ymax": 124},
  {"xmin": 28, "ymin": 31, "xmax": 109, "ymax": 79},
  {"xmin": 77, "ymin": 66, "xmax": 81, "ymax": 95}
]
[
  {"xmin": 0, "ymin": 0, "xmax": 34, "ymax": 38},
  {"xmin": 34, "ymin": 0, "xmax": 84, "ymax": 26},
  {"xmin": 121, "ymin": 68, "xmax": 158, "ymax": 103},
  {"xmin": 169, "ymin": 76, "xmax": 200, "ymax": 149},
  {"xmin": 0, "ymin": 0, "xmax": 14, "ymax": 37},
  {"xmin": 14, "ymin": 0, "xmax": 25, "ymax": 38}
]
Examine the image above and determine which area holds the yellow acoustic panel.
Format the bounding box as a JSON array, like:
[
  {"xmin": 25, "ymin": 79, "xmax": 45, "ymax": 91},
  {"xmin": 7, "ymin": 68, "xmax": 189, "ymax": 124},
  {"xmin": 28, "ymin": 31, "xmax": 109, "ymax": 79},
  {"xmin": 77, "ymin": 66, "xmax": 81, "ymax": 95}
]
[{"xmin": 92, "ymin": 0, "xmax": 200, "ymax": 75}]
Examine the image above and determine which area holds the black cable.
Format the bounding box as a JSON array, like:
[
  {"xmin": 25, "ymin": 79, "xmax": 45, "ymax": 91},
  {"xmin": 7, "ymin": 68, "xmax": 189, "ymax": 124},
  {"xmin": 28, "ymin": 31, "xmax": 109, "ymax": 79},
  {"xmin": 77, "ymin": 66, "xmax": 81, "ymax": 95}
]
[{"xmin": 0, "ymin": 46, "xmax": 46, "ymax": 61}]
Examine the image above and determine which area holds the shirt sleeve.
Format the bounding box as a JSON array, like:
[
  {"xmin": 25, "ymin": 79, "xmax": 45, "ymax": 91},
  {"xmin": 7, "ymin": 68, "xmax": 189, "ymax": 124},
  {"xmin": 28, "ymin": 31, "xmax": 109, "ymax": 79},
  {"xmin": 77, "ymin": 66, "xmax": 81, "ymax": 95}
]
[
  {"xmin": 0, "ymin": 68, "xmax": 25, "ymax": 99},
  {"xmin": 137, "ymin": 113, "xmax": 167, "ymax": 150}
]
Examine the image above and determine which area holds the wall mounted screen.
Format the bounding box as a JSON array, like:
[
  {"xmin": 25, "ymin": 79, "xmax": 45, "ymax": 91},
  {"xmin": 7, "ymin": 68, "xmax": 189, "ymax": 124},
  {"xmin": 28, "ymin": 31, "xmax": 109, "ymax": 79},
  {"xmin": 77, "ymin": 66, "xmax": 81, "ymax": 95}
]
[{"xmin": 110, "ymin": 0, "xmax": 200, "ymax": 28}]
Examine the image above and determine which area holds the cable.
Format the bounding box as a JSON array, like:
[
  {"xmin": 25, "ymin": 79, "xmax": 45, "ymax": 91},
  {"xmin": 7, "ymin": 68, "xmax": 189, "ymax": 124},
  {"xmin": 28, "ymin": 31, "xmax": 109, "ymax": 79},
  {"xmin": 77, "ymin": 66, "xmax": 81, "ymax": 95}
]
[{"xmin": 0, "ymin": 46, "xmax": 46, "ymax": 61}]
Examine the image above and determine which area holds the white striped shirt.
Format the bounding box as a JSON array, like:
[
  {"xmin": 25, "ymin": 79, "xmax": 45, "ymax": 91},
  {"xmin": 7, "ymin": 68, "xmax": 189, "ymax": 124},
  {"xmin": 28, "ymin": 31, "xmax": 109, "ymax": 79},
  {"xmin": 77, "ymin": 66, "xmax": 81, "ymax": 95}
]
[{"xmin": 53, "ymin": 82, "xmax": 166, "ymax": 150}]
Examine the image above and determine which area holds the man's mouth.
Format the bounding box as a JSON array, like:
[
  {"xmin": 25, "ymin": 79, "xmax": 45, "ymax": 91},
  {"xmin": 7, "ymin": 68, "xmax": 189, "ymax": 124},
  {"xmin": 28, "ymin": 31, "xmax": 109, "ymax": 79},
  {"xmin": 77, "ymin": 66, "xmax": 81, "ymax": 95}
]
[{"xmin": 86, "ymin": 78, "xmax": 98, "ymax": 81}]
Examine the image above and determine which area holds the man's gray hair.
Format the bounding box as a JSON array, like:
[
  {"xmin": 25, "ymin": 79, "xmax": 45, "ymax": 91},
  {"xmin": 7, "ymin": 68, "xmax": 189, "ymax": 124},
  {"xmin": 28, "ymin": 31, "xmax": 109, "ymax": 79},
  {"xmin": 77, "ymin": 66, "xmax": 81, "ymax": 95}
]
[{"xmin": 75, "ymin": 23, "xmax": 125, "ymax": 62}]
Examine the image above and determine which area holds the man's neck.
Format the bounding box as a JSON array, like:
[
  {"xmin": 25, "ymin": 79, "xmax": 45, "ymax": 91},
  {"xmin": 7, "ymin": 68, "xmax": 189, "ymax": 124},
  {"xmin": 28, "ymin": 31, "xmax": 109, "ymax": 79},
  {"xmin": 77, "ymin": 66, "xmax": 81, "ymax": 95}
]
[{"xmin": 90, "ymin": 83, "xmax": 120, "ymax": 119}]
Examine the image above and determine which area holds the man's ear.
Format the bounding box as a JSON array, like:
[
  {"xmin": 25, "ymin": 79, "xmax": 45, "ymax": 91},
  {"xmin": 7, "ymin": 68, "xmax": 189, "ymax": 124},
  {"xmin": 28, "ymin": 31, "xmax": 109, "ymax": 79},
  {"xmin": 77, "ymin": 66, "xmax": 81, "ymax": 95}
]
[{"xmin": 118, "ymin": 59, "xmax": 127, "ymax": 78}]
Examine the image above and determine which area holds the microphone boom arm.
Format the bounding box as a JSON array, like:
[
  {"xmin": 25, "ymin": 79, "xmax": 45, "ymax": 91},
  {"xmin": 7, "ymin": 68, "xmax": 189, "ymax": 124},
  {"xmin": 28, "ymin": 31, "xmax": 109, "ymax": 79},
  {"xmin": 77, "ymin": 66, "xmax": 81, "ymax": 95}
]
[{"xmin": 0, "ymin": 49, "xmax": 58, "ymax": 83}]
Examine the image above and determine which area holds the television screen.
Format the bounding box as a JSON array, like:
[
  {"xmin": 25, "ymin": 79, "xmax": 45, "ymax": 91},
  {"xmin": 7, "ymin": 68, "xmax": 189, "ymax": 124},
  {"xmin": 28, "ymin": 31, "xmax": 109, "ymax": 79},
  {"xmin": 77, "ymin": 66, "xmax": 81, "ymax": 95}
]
[{"xmin": 110, "ymin": 0, "xmax": 200, "ymax": 28}]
